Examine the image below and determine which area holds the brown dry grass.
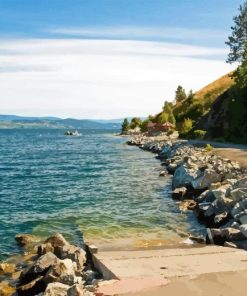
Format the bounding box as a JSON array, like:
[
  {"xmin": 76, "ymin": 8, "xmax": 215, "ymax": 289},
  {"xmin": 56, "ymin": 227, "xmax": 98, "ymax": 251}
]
[{"xmin": 195, "ymin": 72, "xmax": 235, "ymax": 99}]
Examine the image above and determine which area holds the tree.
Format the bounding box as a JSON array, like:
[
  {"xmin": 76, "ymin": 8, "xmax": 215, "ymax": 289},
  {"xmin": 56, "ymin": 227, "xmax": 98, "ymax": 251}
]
[
  {"xmin": 158, "ymin": 112, "xmax": 169, "ymax": 124},
  {"xmin": 175, "ymin": 85, "xmax": 187, "ymax": 102},
  {"xmin": 226, "ymin": 1, "xmax": 247, "ymax": 89},
  {"xmin": 233, "ymin": 44, "xmax": 247, "ymax": 88},
  {"xmin": 121, "ymin": 118, "xmax": 130, "ymax": 134},
  {"xmin": 140, "ymin": 119, "xmax": 150, "ymax": 132},
  {"xmin": 159, "ymin": 101, "xmax": 176, "ymax": 125},
  {"xmin": 130, "ymin": 117, "xmax": 142, "ymax": 129},
  {"xmin": 168, "ymin": 112, "xmax": 176, "ymax": 125},
  {"xmin": 187, "ymin": 90, "xmax": 195, "ymax": 105},
  {"xmin": 226, "ymin": 1, "xmax": 247, "ymax": 63},
  {"xmin": 163, "ymin": 101, "xmax": 173, "ymax": 111}
]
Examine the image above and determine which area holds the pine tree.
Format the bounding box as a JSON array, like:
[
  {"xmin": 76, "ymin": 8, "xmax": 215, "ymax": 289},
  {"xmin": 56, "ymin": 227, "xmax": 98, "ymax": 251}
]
[
  {"xmin": 226, "ymin": 1, "xmax": 247, "ymax": 89},
  {"xmin": 175, "ymin": 86, "xmax": 187, "ymax": 102},
  {"xmin": 121, "ymin": 118, "xmax": 130, "ymax": 133},
  {"xmin": 226, "ymin": 1, "xmax": 247, "ymax": 63}
]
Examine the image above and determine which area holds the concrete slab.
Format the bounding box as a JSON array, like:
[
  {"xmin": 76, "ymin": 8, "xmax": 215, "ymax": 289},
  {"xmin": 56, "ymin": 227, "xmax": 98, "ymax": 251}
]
[{"xmin": 94, "ymin": 246, "xmax": 247, "ymax": 295}]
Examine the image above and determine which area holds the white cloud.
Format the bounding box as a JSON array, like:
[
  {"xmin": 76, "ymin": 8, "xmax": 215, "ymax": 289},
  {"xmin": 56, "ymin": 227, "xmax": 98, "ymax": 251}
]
[
  {"xmin": 0, "ymin": 38, "xmax": 235, "ymax": 119},
  {"xmin": 48, "ymin": 26, "xmax": 228, "ymax": 43}
]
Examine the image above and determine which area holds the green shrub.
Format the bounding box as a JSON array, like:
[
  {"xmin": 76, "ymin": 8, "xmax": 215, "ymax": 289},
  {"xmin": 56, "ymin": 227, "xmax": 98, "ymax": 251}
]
[
  {"xmin": 205, "ymin": 143, "xmax": 213, "ymax": 152},
  {"xmin": 194, "ymin": 129, "xmax": 206, "ymax": 139},
  {"xmin": 180, "ymin": 118, "xmax": 193, "ymax": 134}
]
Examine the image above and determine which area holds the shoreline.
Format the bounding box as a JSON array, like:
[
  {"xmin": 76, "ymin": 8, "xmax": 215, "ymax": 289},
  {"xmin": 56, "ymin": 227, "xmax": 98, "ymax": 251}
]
[
  {"xmin": 2, "ymin": 132, "xmax": 247, "ymax": 295},
  {"xmin": 127, "ymin": 132, "xmax": 247, "ymax": 249}
]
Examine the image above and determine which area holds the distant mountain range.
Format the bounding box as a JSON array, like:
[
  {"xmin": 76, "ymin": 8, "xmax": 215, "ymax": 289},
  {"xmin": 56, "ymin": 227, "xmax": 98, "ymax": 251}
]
[{"xmin": 0, "ymin": 115, "xmax": 125, "ymax": 129}]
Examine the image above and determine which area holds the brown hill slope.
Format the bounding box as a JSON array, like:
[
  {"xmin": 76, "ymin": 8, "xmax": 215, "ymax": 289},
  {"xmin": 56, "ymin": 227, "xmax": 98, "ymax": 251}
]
[{"xmin": 195, "ymin": 72, "xmax": 235, "ymax": 100}]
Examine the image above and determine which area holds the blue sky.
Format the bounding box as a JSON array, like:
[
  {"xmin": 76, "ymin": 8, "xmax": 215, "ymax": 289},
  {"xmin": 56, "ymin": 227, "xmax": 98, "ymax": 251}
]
[{"xmin": 0, "ymin": 0, "xmax": 243, "ymax": 118}]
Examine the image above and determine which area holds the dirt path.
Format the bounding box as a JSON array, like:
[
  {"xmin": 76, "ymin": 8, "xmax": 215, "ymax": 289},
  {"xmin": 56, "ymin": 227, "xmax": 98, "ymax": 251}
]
[
  {"xmin": 214, "ymin": 148, "xmax": 247, "ymax": 168},
  {"xmin": 188, "ymin": 139, "xmax": 247, "ymax": 168}
]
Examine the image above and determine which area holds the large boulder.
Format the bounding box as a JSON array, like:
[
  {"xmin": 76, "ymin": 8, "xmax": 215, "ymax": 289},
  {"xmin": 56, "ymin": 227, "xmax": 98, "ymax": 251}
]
[
  {"xmin": 44, "ymin": 258, "xmax": 82, "ymax": 286},
  {"xmin": 206, "ymin": 227, "xmax": 246, "ymax": 245},
  {"xmin": 204, "ymin": 197, "xmax": 234, "ymax": 218},
  {"xmin": 191, "ymin": 169, "xmax": 222, "ymax": 190},
  {"xmin": 211, "ymin": 184, "xmax": 232, "ymax": 200},
  {"xmin": 44, "ymin": 282, "xmax": 70, "ymax": 296},
  {"xmin": 159, "ymin": 144, "xmax": 172, "ymax": 159},
  {"xmin": 196, "ymin": 190, "xmax": 215, "ymax": 203},
  {"xmin": 231, "ymin": 199, "xmax": 247, "ymax": 218},
  {"xmin": 54, "ymin": 245, "xmax": 86, "ymax": 272},
  {"xmin": 235, "ymin": 210, "xmax": 247, "ymax": 224},
  {"xmin": 45, "ymin": 233, "xmax": 70, "ymax": 248},
  {"xmin": 230, "ymin": 188, "xmax": 247, "ymax": 202},
  {"xmin": 172, "ymin": 165, "xmax": 198, "ymax": 189},
  {"xmin": 20, "ymin": 252, "xmax": 58, "ymax": 285}
]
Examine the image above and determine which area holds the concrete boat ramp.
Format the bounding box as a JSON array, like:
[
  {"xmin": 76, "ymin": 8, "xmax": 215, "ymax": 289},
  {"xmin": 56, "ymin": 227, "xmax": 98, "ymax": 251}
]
[{"xmin": 91, "ymin": 245, "xmax": 247, "ymax": 295}]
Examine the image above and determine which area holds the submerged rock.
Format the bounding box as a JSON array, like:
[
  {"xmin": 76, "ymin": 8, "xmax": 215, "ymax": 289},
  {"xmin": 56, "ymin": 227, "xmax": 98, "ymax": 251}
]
[
  {"xmin": 15, "ymin": 234, "xmax": 39, "ymax": 246},
  {"xmin": 0, "ymin": 262, "xmax": 16, "ymax": 275},
  {"xmin": 45, "ymin": 233, "xmax": 70, "ymax": 248},
  {"xmin": 0, "ymin": 281, "xmax": 16, "ymax": 296}
]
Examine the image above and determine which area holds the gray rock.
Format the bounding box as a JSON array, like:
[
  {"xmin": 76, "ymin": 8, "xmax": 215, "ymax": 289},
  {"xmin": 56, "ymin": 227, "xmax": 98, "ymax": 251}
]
[
  {"xmin": 192, "ymin": 169, "xmax": 221, "ymax": 190},
  {"xmin": 230, "ymin": 188, "xmax": 247, "ymax": 202},
  {"xmin": 196, "ymin": 190, "xmax": 215, "ymax": 203},
  {"xmin": 240, "ymin": 224, "xmax": 247, "ymax": 238},
  {"xmin": 172, "ymin": 165, "xmax": 198, "ymax": 189}
]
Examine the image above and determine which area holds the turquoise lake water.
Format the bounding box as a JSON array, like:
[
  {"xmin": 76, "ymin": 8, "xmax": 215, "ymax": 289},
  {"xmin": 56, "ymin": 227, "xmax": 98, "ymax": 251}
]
[{"xmin": 0, "ymin": 129, "xmax": 205, "ymax": 260}]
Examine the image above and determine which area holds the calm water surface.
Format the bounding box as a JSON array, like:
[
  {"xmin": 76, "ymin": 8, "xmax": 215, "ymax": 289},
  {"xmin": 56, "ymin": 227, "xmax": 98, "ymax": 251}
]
[{"xmin": 0, "ymin": 129, "xmax": 205, "ymax": 260}]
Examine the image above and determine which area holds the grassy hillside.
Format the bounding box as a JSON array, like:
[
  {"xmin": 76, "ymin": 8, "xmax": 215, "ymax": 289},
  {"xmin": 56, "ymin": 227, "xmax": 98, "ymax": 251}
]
[
  {"xmin": 147, "ymin": 71, "xmax": 247, "ymax": 144},
  {"xmin": 174, "ymin": 72, "xmax": 247, "ymax": 144},
  {"xmin": 195, "ymin": 72, "xmax": 234, "ymax": 100},
  {"xmin": 172, "ymin": 72, "xmax": 235, "ymax": 125}
]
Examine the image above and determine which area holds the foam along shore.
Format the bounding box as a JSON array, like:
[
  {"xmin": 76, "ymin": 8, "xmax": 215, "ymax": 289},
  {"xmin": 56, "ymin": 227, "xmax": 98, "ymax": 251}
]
[{"xmin": 127, "ymin": 133, "xmax": 247, "ymax": 249}]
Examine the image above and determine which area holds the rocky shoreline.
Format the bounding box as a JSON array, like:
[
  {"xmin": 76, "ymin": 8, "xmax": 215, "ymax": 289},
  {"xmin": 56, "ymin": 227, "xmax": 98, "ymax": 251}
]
[
  {"xmin": 127, "ymin": 133, "xmax": 247, "ymax": 249},
  {"xmin": 0, "ymin": 233, "xmax": 101, "ymax": 296}
]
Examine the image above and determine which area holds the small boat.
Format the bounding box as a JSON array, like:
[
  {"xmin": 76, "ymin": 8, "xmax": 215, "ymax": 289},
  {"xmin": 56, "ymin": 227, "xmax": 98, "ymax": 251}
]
[{"xmin": 64, "ymin": 130, "xmax": 81, "ymax": 136}]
